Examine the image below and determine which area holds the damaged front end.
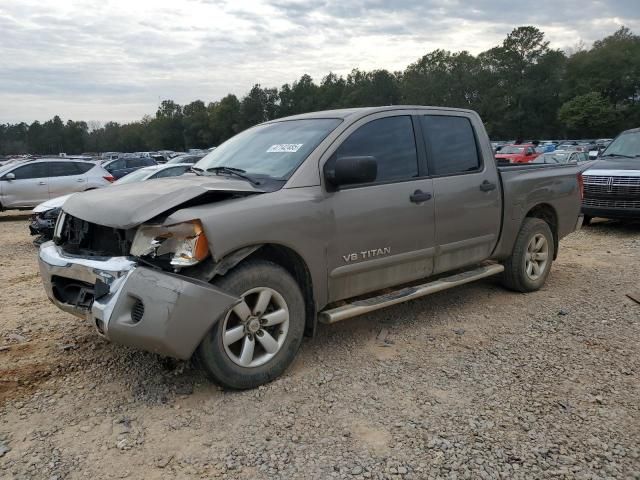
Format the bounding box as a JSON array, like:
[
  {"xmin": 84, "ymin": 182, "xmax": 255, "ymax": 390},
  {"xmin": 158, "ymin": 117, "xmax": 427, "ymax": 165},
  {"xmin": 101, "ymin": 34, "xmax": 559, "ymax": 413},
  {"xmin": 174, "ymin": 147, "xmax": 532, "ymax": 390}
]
[{"xmin": 38, "ymin": 210, "xmax": 244, "ymax": 359}]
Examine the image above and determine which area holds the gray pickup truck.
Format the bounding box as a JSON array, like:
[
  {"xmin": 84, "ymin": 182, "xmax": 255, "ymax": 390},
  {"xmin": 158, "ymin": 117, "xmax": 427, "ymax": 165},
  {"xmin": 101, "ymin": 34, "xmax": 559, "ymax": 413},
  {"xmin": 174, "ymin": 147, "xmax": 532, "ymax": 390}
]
[{"xmin": 38, "ymin": 106, "xmax": 584, "ymax": 389}]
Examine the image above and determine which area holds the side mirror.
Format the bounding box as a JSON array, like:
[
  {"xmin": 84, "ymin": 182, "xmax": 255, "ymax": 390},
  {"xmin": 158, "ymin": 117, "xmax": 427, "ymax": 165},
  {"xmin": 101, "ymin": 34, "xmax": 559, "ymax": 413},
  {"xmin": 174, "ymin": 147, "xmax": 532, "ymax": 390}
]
[
  {"xmin": 325, "ymin": 156, "xmax": 377, "ymax": 188},
  {"xmin": 4, "ymin": 172, "xmax": 15, "ymax": 181}
]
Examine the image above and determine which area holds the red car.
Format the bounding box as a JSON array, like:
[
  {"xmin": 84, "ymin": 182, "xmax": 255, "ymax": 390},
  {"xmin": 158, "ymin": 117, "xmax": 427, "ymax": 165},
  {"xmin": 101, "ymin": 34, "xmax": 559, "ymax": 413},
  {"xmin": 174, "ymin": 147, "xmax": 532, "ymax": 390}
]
[{"xmin": 495, "ymin": 144, "xmax": 540, "ymax": 163}]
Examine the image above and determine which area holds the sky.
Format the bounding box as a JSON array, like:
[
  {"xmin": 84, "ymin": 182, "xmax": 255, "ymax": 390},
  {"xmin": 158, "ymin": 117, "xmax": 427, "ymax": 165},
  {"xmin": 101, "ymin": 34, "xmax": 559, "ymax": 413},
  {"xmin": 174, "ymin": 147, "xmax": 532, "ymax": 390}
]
[{"xmin": 0, "ymin": 0, "xmax": 638, "ymax": 124}]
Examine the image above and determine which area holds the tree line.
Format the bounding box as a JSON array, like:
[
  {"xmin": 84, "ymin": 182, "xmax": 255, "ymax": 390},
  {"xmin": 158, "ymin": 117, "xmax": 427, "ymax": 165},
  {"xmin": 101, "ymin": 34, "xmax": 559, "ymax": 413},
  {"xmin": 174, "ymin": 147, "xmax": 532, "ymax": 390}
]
[{"xmin": 1, "ymin": 26, "xmax": 639, "ymax": 156}]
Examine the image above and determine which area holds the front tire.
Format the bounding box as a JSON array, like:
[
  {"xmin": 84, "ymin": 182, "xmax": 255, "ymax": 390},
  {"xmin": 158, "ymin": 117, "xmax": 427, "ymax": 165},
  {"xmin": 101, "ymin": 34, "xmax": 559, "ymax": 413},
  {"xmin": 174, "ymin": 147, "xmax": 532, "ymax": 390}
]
[
  {"xmin": 196, "ymin": 260, "xmax": 305, "ymax": 389},
  {"xmin": 502, "ymin": 218, "xmax": 555, "ymax": 292}
]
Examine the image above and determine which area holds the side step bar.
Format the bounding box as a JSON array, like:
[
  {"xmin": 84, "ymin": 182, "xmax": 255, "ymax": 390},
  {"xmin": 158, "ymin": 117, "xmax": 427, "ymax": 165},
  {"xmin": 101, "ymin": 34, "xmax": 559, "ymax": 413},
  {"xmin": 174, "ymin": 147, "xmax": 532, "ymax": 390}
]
[{"xmin": 319, "ymin": 263, "xmax": 504, "ymax": 324}]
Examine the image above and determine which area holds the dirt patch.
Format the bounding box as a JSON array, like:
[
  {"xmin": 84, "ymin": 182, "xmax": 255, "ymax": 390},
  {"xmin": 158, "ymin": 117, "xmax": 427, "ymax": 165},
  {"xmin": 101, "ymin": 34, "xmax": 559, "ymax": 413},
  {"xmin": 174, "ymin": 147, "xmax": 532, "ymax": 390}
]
[{"xmin": 0, "ymin": 218, "xmax": 639, "ymax": 479}]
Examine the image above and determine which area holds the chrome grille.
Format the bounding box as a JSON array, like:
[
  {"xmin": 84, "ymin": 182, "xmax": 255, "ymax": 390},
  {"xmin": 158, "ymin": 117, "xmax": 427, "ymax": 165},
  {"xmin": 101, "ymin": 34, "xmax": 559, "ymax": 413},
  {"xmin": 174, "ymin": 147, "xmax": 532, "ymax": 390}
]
[
  {"xmin": 583, "ymin": 175, "xmax": 640, "ymax": 198},
  {"xmin": 584, "ymin": 175, "xmax": 640, "ymax": 186},
  {"xmin": 582, "ymin": 198, "xmax": 640, "ymax": 209},
  {"xmin": 584, "ymin": 184, "xmax": 640, "ymax": 195}
]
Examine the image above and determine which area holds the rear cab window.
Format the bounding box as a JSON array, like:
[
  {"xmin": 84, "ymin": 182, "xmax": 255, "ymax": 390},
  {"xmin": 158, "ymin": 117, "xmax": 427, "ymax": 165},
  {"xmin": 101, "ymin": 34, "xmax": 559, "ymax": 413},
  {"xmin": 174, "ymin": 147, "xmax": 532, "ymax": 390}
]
[{"xmin": 420, "ymin": 115, "xmax": 481, "ymax": 176}]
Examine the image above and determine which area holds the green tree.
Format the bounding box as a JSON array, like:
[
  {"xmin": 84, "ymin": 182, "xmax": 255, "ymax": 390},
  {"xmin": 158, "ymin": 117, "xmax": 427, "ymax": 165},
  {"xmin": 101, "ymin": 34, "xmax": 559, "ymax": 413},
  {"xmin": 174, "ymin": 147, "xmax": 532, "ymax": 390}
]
[{"xmin": 558, "ymin": 92, "xmax": 618, "ymax": 137}]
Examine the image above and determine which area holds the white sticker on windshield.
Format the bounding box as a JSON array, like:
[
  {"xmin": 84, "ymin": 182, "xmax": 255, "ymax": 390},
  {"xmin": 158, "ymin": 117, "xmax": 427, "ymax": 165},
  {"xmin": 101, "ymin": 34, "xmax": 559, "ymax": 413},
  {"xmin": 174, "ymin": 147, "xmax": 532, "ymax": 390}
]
[{"xmin": 267, "ymin": 144, "xmax": 303, "ymax": 153}]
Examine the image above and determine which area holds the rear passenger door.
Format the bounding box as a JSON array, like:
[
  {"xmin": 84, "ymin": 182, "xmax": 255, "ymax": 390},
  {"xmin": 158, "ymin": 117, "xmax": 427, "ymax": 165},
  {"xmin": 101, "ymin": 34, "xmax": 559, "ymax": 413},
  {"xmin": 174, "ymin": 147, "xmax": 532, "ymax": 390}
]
[
  {"xmin": 48, "ymin": 162, "xmax": 88, "ymax": 198},
  {"xmin": 420, "ymin": 114, "xmax": 501, "ymax": 274},
  {"xmin": 325, "ymin": 113, "xmax": 436, "ymax": 302}
]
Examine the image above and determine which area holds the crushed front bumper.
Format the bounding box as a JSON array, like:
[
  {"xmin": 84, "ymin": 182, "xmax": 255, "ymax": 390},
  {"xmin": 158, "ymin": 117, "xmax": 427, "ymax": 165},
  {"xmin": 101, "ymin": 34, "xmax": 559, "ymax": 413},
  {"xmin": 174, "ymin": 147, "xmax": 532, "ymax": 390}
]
[{"xmin": 38, "ymin": 242, "xmax": 239, "ymax": 359}]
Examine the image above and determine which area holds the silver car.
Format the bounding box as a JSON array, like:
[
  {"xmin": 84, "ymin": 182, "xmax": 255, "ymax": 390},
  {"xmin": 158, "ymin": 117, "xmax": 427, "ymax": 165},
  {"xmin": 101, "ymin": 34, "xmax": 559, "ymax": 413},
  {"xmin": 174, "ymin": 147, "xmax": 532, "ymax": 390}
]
[{"xmin": 0, "ymin": 158, "xmax": 113, "ymax": 210}]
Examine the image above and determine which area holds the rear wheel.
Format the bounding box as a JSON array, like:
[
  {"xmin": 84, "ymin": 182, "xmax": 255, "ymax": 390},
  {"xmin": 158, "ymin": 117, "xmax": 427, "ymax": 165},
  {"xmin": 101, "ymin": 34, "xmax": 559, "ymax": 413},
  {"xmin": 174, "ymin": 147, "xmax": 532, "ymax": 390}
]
[
  {"xmin": 196, "ymin": 260, "xmax": 305, "ymax": 389},
  {"xmin": 502, "ymin": 218, "xmax": 555, "ymax": 292}
]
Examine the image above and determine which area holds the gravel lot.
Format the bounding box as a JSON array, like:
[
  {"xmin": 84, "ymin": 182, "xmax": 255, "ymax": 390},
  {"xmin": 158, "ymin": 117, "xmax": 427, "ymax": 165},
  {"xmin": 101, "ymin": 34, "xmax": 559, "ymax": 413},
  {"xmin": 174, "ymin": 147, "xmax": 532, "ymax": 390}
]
[{"xmin": 1, "ymin": 214, "xmax": 639, "ymax": 479}]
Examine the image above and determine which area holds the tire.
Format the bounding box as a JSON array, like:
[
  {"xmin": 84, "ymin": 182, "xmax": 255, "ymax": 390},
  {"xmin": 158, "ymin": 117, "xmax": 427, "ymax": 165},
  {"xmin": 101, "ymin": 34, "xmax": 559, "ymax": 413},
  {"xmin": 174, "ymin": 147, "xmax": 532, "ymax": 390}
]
[
  {"xmin": 196, "ymin": 260, "xmax": 305, "ymax": 389},
  {"xmin": 502, "ymin": 218, "xmax": 555, "ymax": 293},
  {"xmin": 582, "ymin": 215, "xmax": 592, "ymax": 226}
]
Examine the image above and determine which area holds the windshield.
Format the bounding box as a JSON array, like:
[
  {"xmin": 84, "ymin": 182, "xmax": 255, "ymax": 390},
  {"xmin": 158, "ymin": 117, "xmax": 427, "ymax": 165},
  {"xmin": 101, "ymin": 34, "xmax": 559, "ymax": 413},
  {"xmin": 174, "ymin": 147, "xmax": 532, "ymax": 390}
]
[
  {"xmin": 500, "ymin": 146, "xmax": 524, "ymax": 154},
  {"xmin": 113, "ymin": 168, "xmax": 153, "ymax": 185},
  {"xmin": 195, "ymin": 118, "xmax": 342, "ymax": 179},
  {"xmin": 602, "ymin": 131, "xmax": 640, "ymax": 158}
]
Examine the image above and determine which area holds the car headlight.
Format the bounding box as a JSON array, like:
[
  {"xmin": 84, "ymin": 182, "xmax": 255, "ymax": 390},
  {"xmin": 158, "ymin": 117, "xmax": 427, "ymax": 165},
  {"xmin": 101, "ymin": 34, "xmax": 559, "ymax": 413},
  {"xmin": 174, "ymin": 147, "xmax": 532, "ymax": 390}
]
[{"xmin": 130, "ymin": 220, "xmax": 210, "ymax": 267}]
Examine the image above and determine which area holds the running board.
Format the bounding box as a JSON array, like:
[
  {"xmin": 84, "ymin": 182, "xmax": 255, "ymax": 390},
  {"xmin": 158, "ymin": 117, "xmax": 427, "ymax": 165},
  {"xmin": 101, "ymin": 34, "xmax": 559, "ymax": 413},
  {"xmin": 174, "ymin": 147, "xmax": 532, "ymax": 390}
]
[{"xmin": 319, "ymin": 264, "xmax": 504, "ymax": 324}]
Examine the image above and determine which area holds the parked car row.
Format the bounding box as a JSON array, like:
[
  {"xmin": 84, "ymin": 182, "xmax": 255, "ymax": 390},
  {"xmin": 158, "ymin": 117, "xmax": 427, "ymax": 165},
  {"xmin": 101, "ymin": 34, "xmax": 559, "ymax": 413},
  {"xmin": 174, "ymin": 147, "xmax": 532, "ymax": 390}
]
[
  {"xmin": 29, "ymin": 163, "xmax": 193, "ymax": 243},
  {"xmin": 0, "ymin": 159, "xmax": 114, "ymax": 210}
]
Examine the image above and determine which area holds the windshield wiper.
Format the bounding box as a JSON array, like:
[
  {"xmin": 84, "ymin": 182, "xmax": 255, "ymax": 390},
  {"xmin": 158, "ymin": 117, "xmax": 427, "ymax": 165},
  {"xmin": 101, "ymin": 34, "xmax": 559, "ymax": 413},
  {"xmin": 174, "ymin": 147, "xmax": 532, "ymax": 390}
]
[
  {"xmin": 601, "ymin": 153, "xmax": 635, "ymax": 159},
  {"xmin": 190, "ymin": 166, "xmax": 205, "ymax": 176},
  {"xmin": 206, "ymin": 166, "xmax": 261, "ymax": 185}
]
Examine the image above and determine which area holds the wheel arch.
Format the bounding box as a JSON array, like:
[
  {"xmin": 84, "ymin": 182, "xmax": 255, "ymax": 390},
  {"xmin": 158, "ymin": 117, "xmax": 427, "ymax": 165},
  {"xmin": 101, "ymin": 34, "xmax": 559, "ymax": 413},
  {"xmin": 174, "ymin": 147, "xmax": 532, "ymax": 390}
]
[
  {"xmin": 524, "ymin": 203, "xmax": 559, "ymax": 259},
  {"xmin": 188, "ymin": 243, "xmax": 317, "ymax": 337},
  {"xmin": 244, "ymin": 244, "xmax": 317, "ymax": 337}
]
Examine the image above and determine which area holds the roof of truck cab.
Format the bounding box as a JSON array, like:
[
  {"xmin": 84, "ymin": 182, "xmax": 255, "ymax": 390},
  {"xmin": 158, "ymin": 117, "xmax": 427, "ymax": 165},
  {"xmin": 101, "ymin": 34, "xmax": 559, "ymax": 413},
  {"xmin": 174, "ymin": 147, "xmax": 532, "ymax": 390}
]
[{"xmin": 266, "ymin": 106, "xmax": 477, "ymax": 122}]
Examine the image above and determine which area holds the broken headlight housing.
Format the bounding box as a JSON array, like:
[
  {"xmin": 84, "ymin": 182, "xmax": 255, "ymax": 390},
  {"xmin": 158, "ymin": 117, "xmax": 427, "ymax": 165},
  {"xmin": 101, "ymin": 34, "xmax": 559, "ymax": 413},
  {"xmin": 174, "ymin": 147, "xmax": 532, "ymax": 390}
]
[{"xmin": 130, "ymin": 220, "xmax": 210, "ymax": 267}]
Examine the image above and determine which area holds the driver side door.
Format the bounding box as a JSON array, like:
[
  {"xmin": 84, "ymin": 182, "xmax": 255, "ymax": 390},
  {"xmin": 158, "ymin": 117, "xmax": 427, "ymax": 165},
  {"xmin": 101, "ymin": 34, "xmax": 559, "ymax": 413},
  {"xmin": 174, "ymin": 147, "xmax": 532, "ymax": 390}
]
[{"xmin": 324, "ymin": 114, "xmax": 436, "ymax": 302}]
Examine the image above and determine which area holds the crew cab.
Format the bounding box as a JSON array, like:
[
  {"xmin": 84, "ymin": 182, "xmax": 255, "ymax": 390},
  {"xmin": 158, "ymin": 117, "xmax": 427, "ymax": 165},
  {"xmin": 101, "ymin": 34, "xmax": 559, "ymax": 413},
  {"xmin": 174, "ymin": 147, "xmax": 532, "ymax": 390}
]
[
  {"xmin": 38, "ymin": 107, "xmax": 583, "ymax": 389},
  {"xmin": 495, "ymin": 144, "xmax": 540, "ymax": 163}
]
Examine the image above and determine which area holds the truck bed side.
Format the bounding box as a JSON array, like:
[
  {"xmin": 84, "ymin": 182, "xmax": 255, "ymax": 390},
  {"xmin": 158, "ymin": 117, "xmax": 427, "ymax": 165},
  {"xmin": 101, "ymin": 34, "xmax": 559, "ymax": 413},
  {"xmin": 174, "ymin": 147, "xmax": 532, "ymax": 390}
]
[{"xmin": 491, "ymin": 163, "xmax": 582, "ymax": 260}]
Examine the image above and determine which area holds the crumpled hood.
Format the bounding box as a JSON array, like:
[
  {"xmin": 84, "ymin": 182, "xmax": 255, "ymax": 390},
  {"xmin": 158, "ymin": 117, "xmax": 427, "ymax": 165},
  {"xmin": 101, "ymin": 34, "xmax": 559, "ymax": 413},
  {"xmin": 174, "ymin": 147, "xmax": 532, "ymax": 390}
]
[{"xmin": 63, "ymin": 175, "xmax": 264, "ymax": 229}]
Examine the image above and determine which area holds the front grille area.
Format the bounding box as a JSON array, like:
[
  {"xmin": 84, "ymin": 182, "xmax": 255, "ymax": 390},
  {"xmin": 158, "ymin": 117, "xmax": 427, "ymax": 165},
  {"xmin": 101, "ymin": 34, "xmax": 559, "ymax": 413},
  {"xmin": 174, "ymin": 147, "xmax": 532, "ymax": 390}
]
[
  {"xmin": 582, "ymin": 198, "xmax": 640, "ymax": 209},
  {"xmin": 56, "ymin": 214, "xmax": 132, "ymax": 256},
  {"xmin": 584, "ymin": 175, "xmax": 640, "ymax": 186},
  {"xmin": 51, "ymin": 275, "xmax": 95, "ymax": 310},
  {"xmin": 584, "ymin": 184, "xmax": 640, "ymax": 196}
]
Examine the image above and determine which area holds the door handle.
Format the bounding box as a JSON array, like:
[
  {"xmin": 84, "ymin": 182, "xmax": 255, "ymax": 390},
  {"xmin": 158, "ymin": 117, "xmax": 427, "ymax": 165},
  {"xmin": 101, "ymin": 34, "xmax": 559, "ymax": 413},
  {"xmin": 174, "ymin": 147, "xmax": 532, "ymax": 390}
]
[
  {"xmin": 410, "ymin": 190, "xmax": 432, "ymax": 203},
  {"xmin": 38, "ymin": 181, "xmax": 46, "ymax": 185},
  {"xmin": 480, "ymin": 180, "xmax": 496, "ymax": 192},
  {"xmin": 77, "ymin": 178, "xmax": 85, "ymax": 182}
]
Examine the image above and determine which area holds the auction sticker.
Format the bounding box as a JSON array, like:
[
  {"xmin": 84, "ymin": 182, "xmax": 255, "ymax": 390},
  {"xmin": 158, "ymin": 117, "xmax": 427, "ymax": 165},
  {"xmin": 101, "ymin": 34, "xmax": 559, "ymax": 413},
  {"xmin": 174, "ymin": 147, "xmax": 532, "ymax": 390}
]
[{"xmin": 267, "ymin": 144, "xmax": 303, "ymax": 153}]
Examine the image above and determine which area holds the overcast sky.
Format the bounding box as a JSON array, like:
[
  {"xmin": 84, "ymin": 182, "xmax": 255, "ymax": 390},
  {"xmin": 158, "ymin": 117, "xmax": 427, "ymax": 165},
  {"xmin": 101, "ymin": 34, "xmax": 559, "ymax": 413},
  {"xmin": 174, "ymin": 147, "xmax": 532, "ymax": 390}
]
[{"xmin": 1, "ymin": 0, "xmax": 638, "ymax": 124}]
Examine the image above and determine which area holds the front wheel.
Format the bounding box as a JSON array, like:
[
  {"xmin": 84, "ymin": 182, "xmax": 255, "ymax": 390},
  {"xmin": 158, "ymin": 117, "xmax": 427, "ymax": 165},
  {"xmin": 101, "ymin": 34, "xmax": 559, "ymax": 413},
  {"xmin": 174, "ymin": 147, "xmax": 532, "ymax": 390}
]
[
  {"xmin": 196, "ymin": 260, "xmax": 305, "ymax": 389},
  {"xmin": 502, "ymin": 218, "xmax": 555, "ymax": 292}
]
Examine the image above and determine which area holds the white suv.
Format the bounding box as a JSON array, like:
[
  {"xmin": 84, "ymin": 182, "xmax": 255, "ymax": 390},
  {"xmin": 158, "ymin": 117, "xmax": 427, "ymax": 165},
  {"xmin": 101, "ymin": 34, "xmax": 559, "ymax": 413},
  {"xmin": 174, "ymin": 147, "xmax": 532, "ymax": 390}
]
[{"xmin": 0, "ymin": 159, "xmax": 113, "ymax": 210}]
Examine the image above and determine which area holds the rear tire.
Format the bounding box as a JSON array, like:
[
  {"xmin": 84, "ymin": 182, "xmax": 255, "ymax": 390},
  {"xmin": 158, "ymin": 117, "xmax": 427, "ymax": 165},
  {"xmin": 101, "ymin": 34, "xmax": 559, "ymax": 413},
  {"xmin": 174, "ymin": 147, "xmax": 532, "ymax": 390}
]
[
  {"xmin": 196, "ymin": 260, "xmax": 305, "ymax": 389},
  {"xmin": 502, "ymin": 218, "xmax": 555, "ymax": 292}
]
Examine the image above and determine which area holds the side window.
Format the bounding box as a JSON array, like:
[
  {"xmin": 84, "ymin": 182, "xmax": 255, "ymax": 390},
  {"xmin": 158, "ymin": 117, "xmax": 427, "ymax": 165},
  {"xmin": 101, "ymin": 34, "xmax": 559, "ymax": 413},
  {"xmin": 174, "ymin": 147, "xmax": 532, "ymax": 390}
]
[
  {"xmin": 73, "ymin": 162, "xmax": 94, "ymax": 174},
  {"xmin": 151, "ymin": 167, "xmax": 182, "ymax": 179},
  {"xmin": 49, "ymin": 162, "xmax": 80, "ymax": 177},
  {"xmin": 127, "ymin": 158, "xmax": 148, "ymax": 168},
  {"xmin": 107, "ymin": 159, "xmax": 125, "ymax": 170},
  {"xmin": 421, "ymin": 115, "xmax": 481, "ymax": 176},
  {"xmin": 10, "ymin": 163, "xmax": 49, "ymax": 180},
  {"xmin": 335, "ymin": 116, "xmax": 418, "ymax": 183},
  {"xmin": 144, "ymin": 158, "xmax": 156, "ymax": 166}
]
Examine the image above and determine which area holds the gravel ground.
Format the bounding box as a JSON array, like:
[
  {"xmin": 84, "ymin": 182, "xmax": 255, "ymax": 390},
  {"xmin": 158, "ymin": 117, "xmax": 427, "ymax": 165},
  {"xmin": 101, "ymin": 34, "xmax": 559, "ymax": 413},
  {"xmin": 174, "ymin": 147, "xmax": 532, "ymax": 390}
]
[{"xmin": 1, "ymin": 215, "xmax": 639, "ymax": 479}]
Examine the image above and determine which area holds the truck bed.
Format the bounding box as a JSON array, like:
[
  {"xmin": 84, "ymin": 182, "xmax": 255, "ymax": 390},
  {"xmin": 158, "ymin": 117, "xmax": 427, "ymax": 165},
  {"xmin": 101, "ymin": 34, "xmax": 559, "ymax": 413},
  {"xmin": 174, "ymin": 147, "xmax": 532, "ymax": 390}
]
[{"xmin": 491, "ymin": 162, "xmax": 582, "ymax": 260}]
